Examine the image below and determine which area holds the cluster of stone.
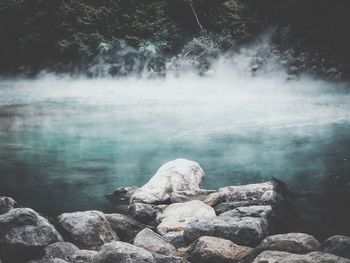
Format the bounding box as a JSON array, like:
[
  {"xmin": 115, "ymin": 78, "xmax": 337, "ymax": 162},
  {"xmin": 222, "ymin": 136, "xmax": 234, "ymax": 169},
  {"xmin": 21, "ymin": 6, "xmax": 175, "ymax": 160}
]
[{"xmin": 0, "ymin": 159, "xmax": 350, "ymax": 263}]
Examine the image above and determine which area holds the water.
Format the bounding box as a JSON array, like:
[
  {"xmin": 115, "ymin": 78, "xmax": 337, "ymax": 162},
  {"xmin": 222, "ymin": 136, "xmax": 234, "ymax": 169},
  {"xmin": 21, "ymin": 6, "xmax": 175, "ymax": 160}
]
[{"xmin": 0, "ymin": 65, "xmax": 349, "ymax": 216}]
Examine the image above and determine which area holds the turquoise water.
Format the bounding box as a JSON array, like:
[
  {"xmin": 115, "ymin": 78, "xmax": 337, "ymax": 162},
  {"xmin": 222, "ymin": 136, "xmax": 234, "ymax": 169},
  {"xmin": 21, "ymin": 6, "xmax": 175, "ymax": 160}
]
[{"xmin": 0, "ymin": 75, "xmax": 349, "ymax": 216}]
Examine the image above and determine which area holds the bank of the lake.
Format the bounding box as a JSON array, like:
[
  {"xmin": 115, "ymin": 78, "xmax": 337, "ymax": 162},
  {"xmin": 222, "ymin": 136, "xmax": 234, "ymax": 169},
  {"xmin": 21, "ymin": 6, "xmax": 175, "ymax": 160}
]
[{"xmin": 0, "ymin": 159, "xmax": 350, "ymax": 263}]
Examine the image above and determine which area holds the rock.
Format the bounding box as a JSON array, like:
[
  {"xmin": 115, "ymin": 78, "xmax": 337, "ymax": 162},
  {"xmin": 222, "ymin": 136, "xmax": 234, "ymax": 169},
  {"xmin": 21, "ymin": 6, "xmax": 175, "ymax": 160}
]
[
  {"xmin": 0, "ymin": 208, "xmax": 63, "ymax": 262},
  {"xmin": 186, "ymin": 236, "xmax": 252, "ymax": 263},
  {"xmin": 242, "ymin": 233, "xmax": 320, "ymax": 262},
  {"xmin": 152, "ymin": 253, "xmax": 187, "ymax": 263},
  {"xmin": 170, "ymin": 189, "xmax": 216, "ymax": 203},
  {"xmin": 289, "ymin": 66, "xmax": 298, "ymax": 73},
  {"xmin": 28, "ymin": 258, "xmax": 69, "ymax": 263},
  {"xmin": 128, "ymin": 203, "xmax": 162, "ymax": 226},
  {"xmin": 252, "ymin": 250, "xmax": 350, "ymax": 263},
  {"xmin": 0, "ymin": 197, "xmax": 16, "ymax": 214},
  {"xmin": 214, "ymin": 200, "xmax": 272, "ymax": 215},
  {"xmin": 251, "ymin": 64, "xmax": 260, "ymax": 72},
  {"xmin": 219, "ymin": 205, "xmax": 273, "ymax": 219},
  {"xmin": 203, "ymin": 181, "xmax": 278, "ymax": 207},
  {"xmin": 107, "ymin": 186, "xmax": 138, "ymax": 204},
  {"xmin": 261, "ymin": 233, "xmax": 320, "ymax": 253},
  {"xmin": 68, "ymin": 250, "xmax": 97, "ymax": 263},
  {"xmin": 57, "ymin": 211, "xmax": 118, "ymax": 250},
  {"xmin": 105, "ymin": 213, "xmax": 146, "ymax": 243},
  {"xmin": 93, "ymin": 241, "xmax": 155, "ymax": 263},
  {"xmin": 184, "ymin": 215, "xmax": 268, "ymax": 247},
  {"xmin": 287, "ymin": 74, "xmax": 298, "ymax": 81},
  {"xmin": 42, "ymin": 242, "xmax": 79, "ymax": 261},
  {"xmin": 203, "ymin": 192, "xmax": 223, "ymax": 207},
  {"xmin": 327, "ymin": 67, "xmax": 338, "ymax": 74},
  {"xmin": 130, "ymin": 159, "xmax": 205, "ymax": 204},
  {"xmin": 157, "ymin": 200, "xmax": 216, "ymax": 247},
  {"xmin": 321, "ymin": 235, "xmax": 350, "ymax": 259},
  {"xmin": 134, "ymin": 228, "xmax": 177, "ymax": 256}
]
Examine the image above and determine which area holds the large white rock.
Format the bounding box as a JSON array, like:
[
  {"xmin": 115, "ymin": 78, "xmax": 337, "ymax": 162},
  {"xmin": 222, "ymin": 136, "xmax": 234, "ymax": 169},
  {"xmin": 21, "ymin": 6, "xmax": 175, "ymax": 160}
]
[
  {"xmin": 131, "ymin": 159, "xmax": 205, "ymax": 204},
  {"xmin": 252, "ymin": 250, "xmax": 350, "ymax": 263},
  {"xmin": 157, "ymin": 200, "xmax": 216, "ymax": 247}
]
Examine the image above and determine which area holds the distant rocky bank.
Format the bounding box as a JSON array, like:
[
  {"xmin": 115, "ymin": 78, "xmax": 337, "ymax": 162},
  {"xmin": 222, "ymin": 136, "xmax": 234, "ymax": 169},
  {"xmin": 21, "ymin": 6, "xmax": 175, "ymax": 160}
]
[{"xmin": 1, "ymin": 159, "xmax": 350, "ymax": 263}]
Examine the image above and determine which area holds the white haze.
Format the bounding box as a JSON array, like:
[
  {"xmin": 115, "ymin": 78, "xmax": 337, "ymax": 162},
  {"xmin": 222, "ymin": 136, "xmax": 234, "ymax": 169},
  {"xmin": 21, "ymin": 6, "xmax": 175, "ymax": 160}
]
[
  {"xmin": 0, "ymin": 43, "xmax": 350, "ymax": 215},
  {"xmin": 0, "ymin": 53, "xmax": 349, "ymax": 135}
]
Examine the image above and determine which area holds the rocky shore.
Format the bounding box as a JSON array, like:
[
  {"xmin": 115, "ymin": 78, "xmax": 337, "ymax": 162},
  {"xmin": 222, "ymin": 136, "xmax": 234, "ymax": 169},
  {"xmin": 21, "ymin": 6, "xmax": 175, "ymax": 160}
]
[{"xmin": 1, "ymin": 159, "xmax": 350, "ymax": 263}]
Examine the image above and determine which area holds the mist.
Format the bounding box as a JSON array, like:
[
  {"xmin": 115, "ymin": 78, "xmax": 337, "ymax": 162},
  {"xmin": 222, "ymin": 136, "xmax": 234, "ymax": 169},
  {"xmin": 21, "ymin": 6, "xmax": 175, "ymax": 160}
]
[{"xmin": 0, "ymin": 41, "xmax": 349, "ymax": 215}]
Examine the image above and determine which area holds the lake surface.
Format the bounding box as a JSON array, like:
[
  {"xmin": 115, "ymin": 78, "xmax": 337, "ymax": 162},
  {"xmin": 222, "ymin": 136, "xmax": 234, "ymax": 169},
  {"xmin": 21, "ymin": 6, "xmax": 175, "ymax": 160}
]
[{"xmin": 0, "ymin": 73, "xmax": 349, "ymax": 216}]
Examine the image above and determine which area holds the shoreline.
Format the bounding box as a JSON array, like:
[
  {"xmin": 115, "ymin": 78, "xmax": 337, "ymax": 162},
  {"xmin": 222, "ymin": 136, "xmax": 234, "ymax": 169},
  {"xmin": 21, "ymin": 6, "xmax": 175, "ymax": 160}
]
[{"xmin": 1, "ymin": 159, "xmax": 350, "ymax": 262}]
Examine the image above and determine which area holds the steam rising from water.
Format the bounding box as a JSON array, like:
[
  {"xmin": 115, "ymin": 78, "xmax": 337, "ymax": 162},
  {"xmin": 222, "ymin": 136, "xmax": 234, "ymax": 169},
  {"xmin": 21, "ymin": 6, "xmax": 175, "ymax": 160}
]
[{"xmin": 0, "ymin": 46, "xmax": 349, "ymax": 215}]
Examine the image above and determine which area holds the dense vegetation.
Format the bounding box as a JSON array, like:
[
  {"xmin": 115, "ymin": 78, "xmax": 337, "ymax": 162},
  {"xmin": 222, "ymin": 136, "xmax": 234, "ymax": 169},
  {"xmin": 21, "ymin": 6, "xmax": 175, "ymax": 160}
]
[{"xmin": 0, "ymin": 0, "xmax": 349, "ymax": 74}]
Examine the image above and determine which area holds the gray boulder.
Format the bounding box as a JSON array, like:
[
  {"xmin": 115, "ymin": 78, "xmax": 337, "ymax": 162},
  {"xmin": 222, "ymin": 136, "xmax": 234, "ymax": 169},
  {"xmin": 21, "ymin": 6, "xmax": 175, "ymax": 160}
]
[
  {"xmin": 242, "ymin": 233, "xmax": 320, "ymax": 262},
  {"xmin": 252, "ymin": 250, "xmax": 350, "ymax": 263},
  {"xmin": 186, "ymin": 236, "xmax": 252, "ymax": 263},
  {"xmin": 0, "ymin": 197, "xmax": 16, "ymax": 214},
  {"xmin": 184, "ymin": 216, "xmax": 268, "ymax": 247},
  {"xmin": 214, "ymin": 200, "xmax": 272, "ymax": 215},
  {"xmin": 128, "ymin": 203, "xmax": 162, "ymax": 225},
  {"xmin": 152, "ymin": 253, "xmax": 187, "ymax": 263},
  {"xmin": 134, "ymin": 228, "xmax": 177, "ymax": 255},
  {"xmin": 321, "ymin": 235, "xmax": 350, "ymax": 259},
  {"xmin": 259, "ymin": 233, "xmax": 320, "ymax": 253},
  {"xmin": 157, "ymin": 200, "xmax": 216, "ymax": 247},
  {"xmin": 93, "ymin": 241, "xmax": 155, "ymax": 263},
  {"xmin": 203, "ymin": 181, "xmax": 279, "ymax": 207},
  {"xmin": 105, "ymin": 213, "xmax": 146, "ymax": 243},
  {"xmin": 28, "ymin": 258, "xmax": 69, "ymax": 263},
  {"xmin": 67, "ymin": 250, "xmax": 97, "ymax": 263},
  {"xmin": 0, "ymin": 208, "xmax": 63, "ymax": 262},
  {"xmin": 107, "ymin": 186, "xmax": 138, "ymax": 205},
  {"xmin": 42, "ymin": 242, "xmax": 79, "ymax": 261},
  {"xmin": 219, "ymin": 205, "xmax": 273, "ymax": 219},
  {"xmin": 57, "ymin": 211, "xmax": 118, "ymax": 250},
  {"xmin": 130, "ymin": 159, "xmax": 206, "ymax": 204}
]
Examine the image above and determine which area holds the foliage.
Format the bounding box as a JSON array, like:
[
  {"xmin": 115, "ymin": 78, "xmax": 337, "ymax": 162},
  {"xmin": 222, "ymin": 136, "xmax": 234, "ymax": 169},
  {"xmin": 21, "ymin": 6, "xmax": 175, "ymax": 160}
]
[{"xmin": 0, "ymin": 0, "xmax": 349, "ymax": 73}]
